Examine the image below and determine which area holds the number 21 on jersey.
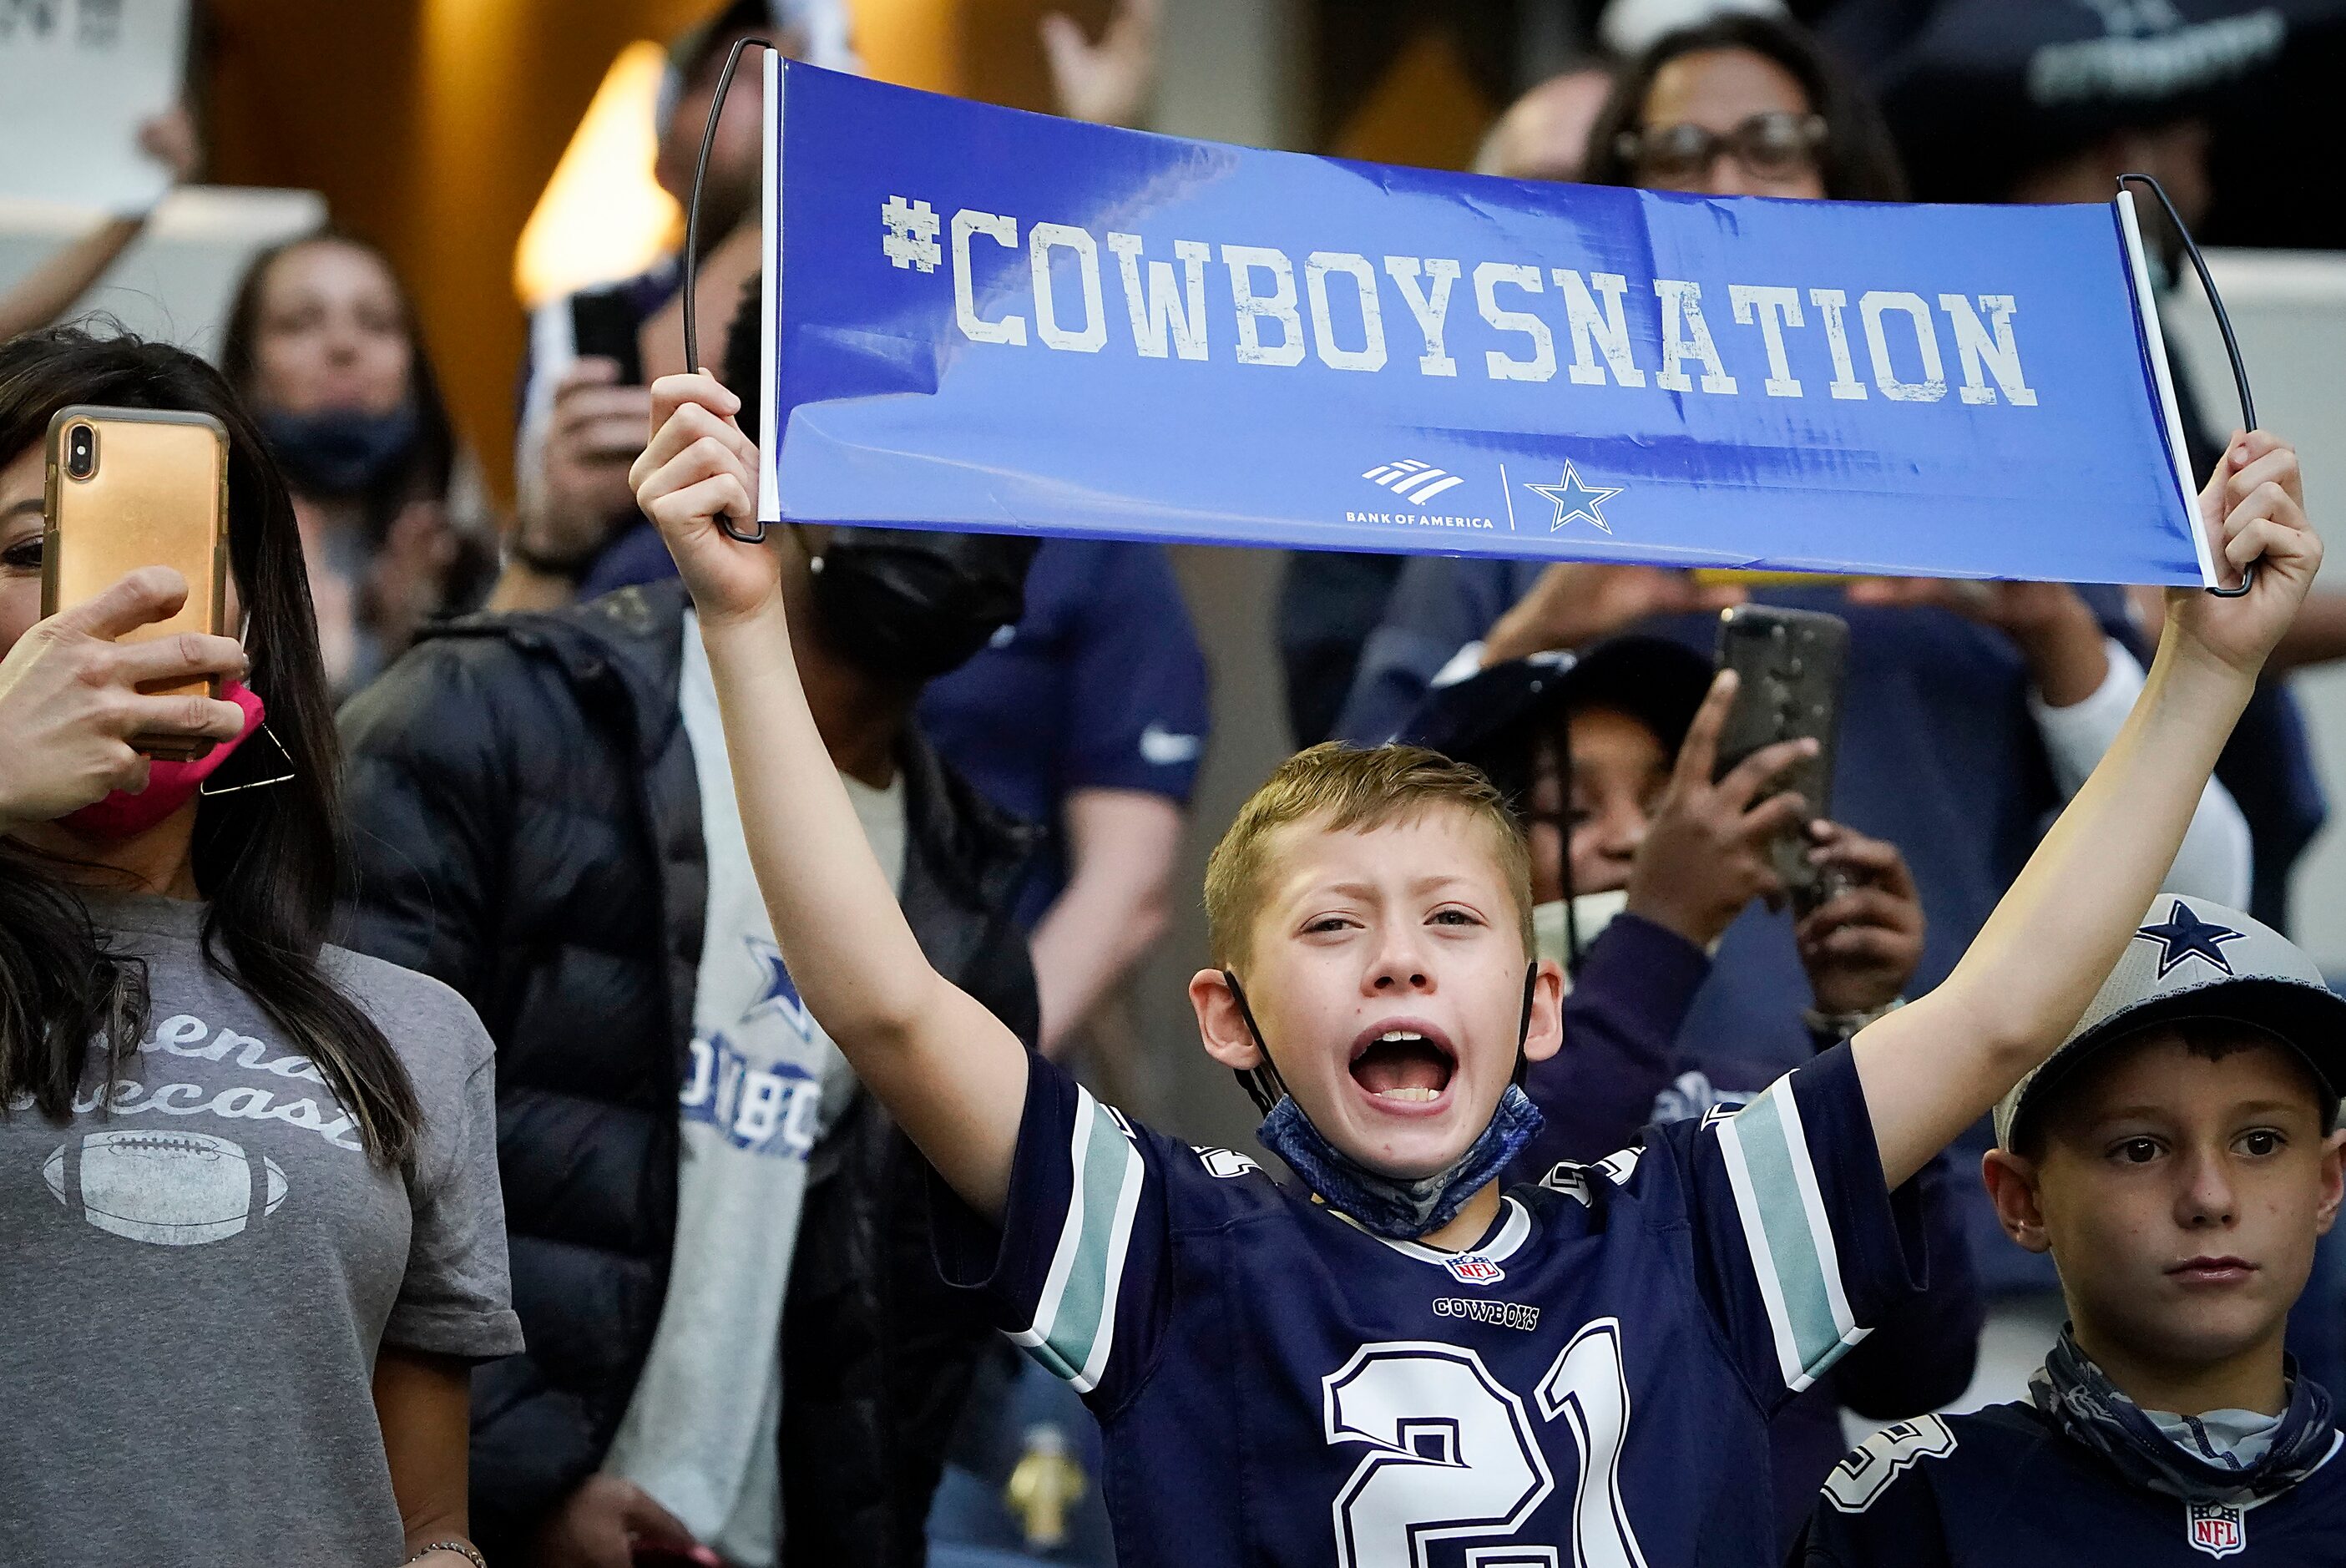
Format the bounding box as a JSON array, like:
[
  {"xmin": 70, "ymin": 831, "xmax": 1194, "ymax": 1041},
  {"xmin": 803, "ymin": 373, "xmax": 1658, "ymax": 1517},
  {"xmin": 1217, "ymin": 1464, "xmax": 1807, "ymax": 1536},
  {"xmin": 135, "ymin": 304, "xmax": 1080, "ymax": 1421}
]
[{"xmin": 1323, "ymin": 1318, "xmax": 1646, "ymax": 1568}]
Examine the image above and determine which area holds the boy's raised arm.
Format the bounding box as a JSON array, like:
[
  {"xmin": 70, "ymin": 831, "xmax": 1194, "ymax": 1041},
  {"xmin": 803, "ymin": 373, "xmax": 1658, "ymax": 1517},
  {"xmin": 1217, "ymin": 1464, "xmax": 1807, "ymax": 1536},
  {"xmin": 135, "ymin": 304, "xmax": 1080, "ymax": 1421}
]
[
  {"xmin": 632, "ymin": 373, "xmax": 1030, "ymax": 1220},
  {"xmin": 1854, "ymin": 431, "xmax": 2320, "ymax": 1188}
]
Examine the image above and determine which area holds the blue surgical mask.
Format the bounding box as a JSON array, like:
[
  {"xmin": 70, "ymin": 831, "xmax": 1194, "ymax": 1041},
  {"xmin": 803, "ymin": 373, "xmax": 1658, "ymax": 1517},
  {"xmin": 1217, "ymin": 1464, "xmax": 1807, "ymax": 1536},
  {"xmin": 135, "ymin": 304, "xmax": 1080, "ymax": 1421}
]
[
  {"xmin": 1257, "ymin": 1085, "xmax": 1545, "ymax": 1241},
  {"xmin": 260, "ymin": 405, "xmax": 419, "ymax": 498}
]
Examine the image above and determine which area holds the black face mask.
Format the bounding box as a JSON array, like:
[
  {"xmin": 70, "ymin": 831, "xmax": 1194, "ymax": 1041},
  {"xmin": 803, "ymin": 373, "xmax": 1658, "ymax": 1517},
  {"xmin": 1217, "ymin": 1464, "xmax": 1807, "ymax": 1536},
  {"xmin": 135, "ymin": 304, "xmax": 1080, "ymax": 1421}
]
[
  {"xmin": 807, "ymin": 528, "xmax": 1038, "ymax": 680},
  {"xmin": 259, "ymin": 405, "xmax": 419, "ymax": 498}
]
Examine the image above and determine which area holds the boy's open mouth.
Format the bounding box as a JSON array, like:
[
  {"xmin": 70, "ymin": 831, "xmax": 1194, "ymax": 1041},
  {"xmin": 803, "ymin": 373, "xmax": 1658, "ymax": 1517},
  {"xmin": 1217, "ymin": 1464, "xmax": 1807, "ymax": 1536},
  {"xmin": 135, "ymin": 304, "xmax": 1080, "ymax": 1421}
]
[{"xmin": 1348, "ymin": 1023, "xmax": 1457, "ymax": 1103}]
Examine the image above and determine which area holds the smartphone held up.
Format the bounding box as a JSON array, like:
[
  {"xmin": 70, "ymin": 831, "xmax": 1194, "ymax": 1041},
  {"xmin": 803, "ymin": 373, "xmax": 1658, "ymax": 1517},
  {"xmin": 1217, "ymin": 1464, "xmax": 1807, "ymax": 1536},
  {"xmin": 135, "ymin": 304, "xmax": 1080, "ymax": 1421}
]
[
  {"xmin": 1712, "ymin": 604, "xmax": 1848, "ymax": 913},
  {"xmin": 41, "ymin": 405, "xmax": 231, "ymax": 762}
]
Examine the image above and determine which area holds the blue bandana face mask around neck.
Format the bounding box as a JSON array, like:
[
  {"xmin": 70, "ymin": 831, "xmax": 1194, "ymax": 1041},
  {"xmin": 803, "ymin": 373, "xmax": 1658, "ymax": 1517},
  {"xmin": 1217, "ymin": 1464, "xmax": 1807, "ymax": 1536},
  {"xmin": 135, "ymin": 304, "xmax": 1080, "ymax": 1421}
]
[
  {"xmin": 1257, "ymin": 1084, "xmax": 1545, "ymax": 1241},
  {"xmin": 1226, "ymin": 964, "xmax": 1545, "ymax": 1241}
]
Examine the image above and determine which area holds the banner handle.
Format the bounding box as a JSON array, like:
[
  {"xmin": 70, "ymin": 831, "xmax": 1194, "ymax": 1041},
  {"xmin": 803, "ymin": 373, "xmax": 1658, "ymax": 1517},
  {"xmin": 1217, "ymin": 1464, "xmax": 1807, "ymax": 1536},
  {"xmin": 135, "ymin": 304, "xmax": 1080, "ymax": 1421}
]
[
  {"xmin": 2118, "ymin": 173, "xmax": 2255, "ymax": 598},
  {"xmin": 685, "ymin": 34, "xmax": 776, "ymax": 544}
]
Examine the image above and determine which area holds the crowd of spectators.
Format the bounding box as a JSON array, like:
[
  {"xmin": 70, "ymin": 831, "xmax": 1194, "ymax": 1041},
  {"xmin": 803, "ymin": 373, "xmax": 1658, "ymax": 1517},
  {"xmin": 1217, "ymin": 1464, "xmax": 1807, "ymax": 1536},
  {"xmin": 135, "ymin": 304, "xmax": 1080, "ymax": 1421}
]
[{"xmin": 3, "ymin": 3, "xmax": 2343, "ymax": 1568}]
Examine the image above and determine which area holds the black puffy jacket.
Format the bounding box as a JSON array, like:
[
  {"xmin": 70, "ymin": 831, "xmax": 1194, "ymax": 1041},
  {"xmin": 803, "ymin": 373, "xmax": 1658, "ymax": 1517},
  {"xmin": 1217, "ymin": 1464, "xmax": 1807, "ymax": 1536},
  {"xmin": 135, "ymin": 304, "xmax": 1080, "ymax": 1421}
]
[{"xmin": 336, "ymin": 579, "xmax": 1038, "ymax": 1565}]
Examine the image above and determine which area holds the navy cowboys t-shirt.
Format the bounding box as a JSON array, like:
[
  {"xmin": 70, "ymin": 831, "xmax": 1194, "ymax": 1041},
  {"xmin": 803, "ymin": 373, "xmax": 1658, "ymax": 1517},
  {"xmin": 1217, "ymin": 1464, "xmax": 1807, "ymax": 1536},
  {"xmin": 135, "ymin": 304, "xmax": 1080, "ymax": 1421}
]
[{"xmin": 936, "ymin": 1043, "xmax": 1926, "ymax": 1567}]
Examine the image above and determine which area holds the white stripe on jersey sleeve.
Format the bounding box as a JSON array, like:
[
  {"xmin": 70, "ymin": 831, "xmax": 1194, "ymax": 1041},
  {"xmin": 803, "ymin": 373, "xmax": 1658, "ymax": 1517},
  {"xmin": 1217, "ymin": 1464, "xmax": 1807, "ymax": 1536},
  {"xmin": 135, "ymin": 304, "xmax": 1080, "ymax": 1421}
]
[
  {"xmin": 1715, "ymin": 1073, "xmax": 1869, "ymax": 1393},
  {"xmin": 1717, "ymin": 1112, "xmax": 1806, "ymax": 1390},
  {"xmin": 1079, "ymin": 1126, "xmax": 1149, "ymax": 1392},
  {"xmin": 1774, "ymin": 1075, "xmax": 1860, "ymax": 1347},
  {"xmin": 1011, "ymin": 1085, "xmax": 1147, "ymax": 1395},
  {"xmin": 1014, "ymin": 1088, "xmax": 1100, "ymax": 1371}
]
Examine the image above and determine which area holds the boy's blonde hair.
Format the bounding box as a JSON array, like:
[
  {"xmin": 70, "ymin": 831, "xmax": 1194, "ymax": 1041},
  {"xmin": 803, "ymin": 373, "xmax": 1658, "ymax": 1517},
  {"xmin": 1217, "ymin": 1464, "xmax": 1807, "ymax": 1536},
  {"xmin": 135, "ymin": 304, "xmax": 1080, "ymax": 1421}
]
[{"xmin": 1203, "ymin": 742, "xmax": 1535, "ymax": 970}]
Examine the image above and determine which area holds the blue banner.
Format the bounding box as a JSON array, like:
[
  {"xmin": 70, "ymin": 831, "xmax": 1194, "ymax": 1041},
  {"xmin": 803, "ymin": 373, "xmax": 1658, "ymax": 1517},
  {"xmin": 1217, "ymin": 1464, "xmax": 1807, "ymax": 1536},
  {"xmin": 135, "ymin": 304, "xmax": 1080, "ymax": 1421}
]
[{"xmin": 758, "ymin": 59, "xmax": 2213, "ymax": 587}]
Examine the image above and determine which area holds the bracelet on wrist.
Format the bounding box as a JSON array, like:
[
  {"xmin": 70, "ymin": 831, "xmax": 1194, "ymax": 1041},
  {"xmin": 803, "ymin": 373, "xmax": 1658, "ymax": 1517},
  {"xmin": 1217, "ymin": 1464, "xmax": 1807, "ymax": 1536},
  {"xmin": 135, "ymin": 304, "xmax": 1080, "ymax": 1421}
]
[{"xmin": 406, "ymin": 1540, "xmax": 488, "ymax": 1568}]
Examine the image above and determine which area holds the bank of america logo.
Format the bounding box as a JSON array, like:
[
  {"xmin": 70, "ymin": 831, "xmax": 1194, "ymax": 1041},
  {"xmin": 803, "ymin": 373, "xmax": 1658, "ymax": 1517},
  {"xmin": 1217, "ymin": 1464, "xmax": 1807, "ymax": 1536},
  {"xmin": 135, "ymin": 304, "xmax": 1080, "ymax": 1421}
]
[{"xmin": 1362, "ymin": 459, "xmax": 1465, "ymax": 505}]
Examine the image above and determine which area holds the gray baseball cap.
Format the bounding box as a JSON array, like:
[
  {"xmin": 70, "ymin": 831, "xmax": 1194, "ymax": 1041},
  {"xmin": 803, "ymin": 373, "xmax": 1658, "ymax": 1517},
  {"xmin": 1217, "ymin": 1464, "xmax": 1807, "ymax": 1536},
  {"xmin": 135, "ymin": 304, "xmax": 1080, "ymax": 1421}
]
[{"xmin": 1995, "ymin": 895, "xmax": 2346, "ymax": 1151}]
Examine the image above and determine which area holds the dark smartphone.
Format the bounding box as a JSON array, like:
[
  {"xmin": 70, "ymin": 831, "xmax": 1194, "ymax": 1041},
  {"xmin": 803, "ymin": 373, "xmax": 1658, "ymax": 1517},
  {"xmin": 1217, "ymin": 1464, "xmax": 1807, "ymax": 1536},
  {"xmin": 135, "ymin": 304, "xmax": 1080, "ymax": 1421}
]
[
  {"xmin": 571, "ymin": 289, "xmax": 645, "ymax": 385},
  {"xmin": 1712, "ymin": 604, "xmax": 1848, "ymax": 913}
]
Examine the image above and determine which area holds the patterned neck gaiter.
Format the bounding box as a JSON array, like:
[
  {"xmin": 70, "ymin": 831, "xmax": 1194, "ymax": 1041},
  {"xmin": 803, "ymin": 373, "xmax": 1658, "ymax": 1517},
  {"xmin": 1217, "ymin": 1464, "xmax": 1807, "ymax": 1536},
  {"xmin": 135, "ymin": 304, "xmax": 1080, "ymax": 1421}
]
[{"xmin": 2030, "ymin": 1323, "xmax": 2337, "ymax": 1506}]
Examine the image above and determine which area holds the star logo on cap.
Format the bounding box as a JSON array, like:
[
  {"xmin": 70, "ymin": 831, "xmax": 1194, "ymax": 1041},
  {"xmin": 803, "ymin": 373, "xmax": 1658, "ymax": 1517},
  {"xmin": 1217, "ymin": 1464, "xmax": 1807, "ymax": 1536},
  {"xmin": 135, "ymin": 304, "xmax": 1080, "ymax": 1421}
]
[
  {"xmin": 2132, "ymin": 899, "xmax": 2248, "ymax": 980},
  {"xmin": 1524, "ymin": 462, "xmax": 1623, "ymax": 534}
]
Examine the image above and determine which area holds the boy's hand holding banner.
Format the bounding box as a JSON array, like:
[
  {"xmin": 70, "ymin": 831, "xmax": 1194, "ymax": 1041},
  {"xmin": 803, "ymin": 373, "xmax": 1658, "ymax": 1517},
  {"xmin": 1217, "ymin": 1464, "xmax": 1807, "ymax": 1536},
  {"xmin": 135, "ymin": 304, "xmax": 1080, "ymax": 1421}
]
[{"xmin": 755, "ymin": 58, "xmax": 2217, "ymax": 588}]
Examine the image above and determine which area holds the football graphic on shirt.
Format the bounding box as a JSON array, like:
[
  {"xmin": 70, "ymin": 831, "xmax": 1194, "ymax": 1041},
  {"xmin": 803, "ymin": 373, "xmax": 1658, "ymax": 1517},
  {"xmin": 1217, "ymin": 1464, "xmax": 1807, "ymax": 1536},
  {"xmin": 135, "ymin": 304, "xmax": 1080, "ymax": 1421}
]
[{"xmin": 42, "ymin": 1130, "xmax": 288, "ymax": 1246}]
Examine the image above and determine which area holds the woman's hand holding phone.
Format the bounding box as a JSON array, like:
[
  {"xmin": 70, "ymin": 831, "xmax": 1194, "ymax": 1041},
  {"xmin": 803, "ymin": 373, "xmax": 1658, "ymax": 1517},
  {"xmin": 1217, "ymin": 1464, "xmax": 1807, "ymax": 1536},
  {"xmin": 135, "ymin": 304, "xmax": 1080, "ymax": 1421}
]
[{"xmin": 0, "ymin": 567, "xmax": 247, "ymax": 834}]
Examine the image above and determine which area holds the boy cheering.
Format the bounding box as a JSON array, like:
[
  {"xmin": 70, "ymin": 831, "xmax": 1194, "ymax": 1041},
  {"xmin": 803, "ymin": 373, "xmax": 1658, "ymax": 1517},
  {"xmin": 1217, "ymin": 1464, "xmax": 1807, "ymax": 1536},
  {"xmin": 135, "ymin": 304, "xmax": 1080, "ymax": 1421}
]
[
  {"xmin": 1804, "ymin": 893, "xmax": 2346, "ymax": 1565},
  {"xmin": 631, "ymin": 372, "xmax": 2313, "ymax": 1568}
]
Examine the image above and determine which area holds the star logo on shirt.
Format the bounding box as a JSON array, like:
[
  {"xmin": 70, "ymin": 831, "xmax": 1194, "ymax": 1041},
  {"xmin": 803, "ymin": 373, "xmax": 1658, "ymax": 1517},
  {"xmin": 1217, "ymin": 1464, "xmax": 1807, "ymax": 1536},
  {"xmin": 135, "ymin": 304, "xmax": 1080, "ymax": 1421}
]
[
  {"xmin": 1523, "ymin": 462, "xmax": 1623, "ymax": 534},
  {"xmin": 2132, "ymin": 899, "xmax": 2248, "ymax": 980},
  {"xmin": 742, "ymin": 937, "xmax": 816, "ymax": 1035}
]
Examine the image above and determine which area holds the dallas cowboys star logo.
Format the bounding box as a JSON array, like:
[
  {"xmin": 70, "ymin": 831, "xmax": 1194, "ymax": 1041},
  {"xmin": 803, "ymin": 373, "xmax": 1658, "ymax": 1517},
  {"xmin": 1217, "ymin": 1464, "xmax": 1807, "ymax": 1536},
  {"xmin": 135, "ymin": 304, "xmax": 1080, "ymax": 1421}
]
[
  {"xmin": 742, "ymin": 937, "xmax": 816, "ymax": 1034},
  {"xmin": 2132, "ymin": 899, "xmax": 2248, "ymax": 980},
  {"xmin": 1523, "ymin": 461, "xmax": 1623, "ymax": 534}
]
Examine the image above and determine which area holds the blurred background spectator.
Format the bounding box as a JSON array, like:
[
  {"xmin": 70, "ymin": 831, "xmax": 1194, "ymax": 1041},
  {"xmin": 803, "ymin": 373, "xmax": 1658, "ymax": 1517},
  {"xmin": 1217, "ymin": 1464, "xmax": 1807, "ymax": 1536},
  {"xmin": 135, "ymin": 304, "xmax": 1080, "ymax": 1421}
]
[
  {"xmin": 1828, "ymin": 0, "xmax": 2346, "ymax": 1396},
  {"xmin": 220, "ymin": 232, "xmax": 495, "ymax": 695},
  {"xmin": 918, "ymin": 539, "xmax": 1209, "ymax": 1083},
  {"xmin": 1843, "ymin": 0, "xmax": 2331, "ymax": 936}
]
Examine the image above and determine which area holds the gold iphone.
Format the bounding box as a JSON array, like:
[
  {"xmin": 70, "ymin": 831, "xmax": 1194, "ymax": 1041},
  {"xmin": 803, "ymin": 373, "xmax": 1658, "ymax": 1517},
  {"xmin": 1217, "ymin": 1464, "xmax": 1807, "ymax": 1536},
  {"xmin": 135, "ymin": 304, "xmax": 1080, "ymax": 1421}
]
[{"xmin": 41, "ymin": 406, "xmax": 232, "ymax": 761}]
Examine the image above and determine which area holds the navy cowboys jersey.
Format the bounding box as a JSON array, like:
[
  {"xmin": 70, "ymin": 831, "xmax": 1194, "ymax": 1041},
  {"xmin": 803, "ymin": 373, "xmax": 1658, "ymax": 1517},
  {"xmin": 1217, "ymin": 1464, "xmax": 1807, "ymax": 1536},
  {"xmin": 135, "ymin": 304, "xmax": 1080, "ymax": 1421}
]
[
  {"xmin": 935, "ymin": 1043, "xmax": 1924, "ymax": 1568},
  {"xmin": 1804, "ymin": 1402, "xmax": 2346, "ymax": 1565}
]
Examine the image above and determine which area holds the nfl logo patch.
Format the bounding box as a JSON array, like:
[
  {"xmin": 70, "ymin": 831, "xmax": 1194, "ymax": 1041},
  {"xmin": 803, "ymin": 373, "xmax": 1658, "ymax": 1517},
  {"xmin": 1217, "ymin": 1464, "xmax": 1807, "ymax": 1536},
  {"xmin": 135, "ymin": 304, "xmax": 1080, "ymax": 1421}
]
[
  {"xmin": 1443, "ymin": 1254, "xmax": 1505, "ymax": 1286},
  {"xmin": 2187, "ymin": 1501, "xmax": 2244, "ymax": 1559}
]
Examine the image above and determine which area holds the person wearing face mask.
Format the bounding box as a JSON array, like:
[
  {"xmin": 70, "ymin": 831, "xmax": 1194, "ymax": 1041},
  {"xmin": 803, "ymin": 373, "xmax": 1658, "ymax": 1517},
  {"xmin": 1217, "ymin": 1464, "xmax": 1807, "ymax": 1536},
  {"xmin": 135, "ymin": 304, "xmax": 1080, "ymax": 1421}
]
[
  {"xmin": 0, "ymin": 327, "xmax": 521, "ymax": 1568},
  {"xmin": 220, "ymin": 232, "xmax": 493, "ymax": 697},
  {"xmin": 1404, "ymin": 638, "xmax": 1980, "ymax": 1549},
  {"xmin": 336, "ymin": 281, "xmax": 1039, "ymax": 1568}
]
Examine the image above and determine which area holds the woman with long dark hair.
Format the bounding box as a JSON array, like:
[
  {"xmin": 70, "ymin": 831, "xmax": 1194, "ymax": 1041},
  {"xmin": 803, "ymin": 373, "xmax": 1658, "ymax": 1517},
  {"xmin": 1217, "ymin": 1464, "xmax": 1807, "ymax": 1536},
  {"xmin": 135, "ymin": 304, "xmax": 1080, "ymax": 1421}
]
[
  {"xmin": 219, "ymin": 233, "xmax": 494, "ymax": 696},
  {"xmin": 0, "ymin": 326, "xmax": 518, "ymax": 1568},
  {"xmin": 1577, "ymin": 12, "xmax": 1908, "ymax": 201}
]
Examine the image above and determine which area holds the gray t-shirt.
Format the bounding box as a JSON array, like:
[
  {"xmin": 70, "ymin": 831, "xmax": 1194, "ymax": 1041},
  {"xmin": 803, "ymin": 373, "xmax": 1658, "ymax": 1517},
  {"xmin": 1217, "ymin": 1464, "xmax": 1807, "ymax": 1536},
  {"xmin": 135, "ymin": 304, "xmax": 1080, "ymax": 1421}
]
[
  {"xmin": 604, "ymin": 616, "xmax": 904, "ymax": 1565},
  {"xmin": 0, "ymin": 891, "xmax": 523, "ymax": 1567}
]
